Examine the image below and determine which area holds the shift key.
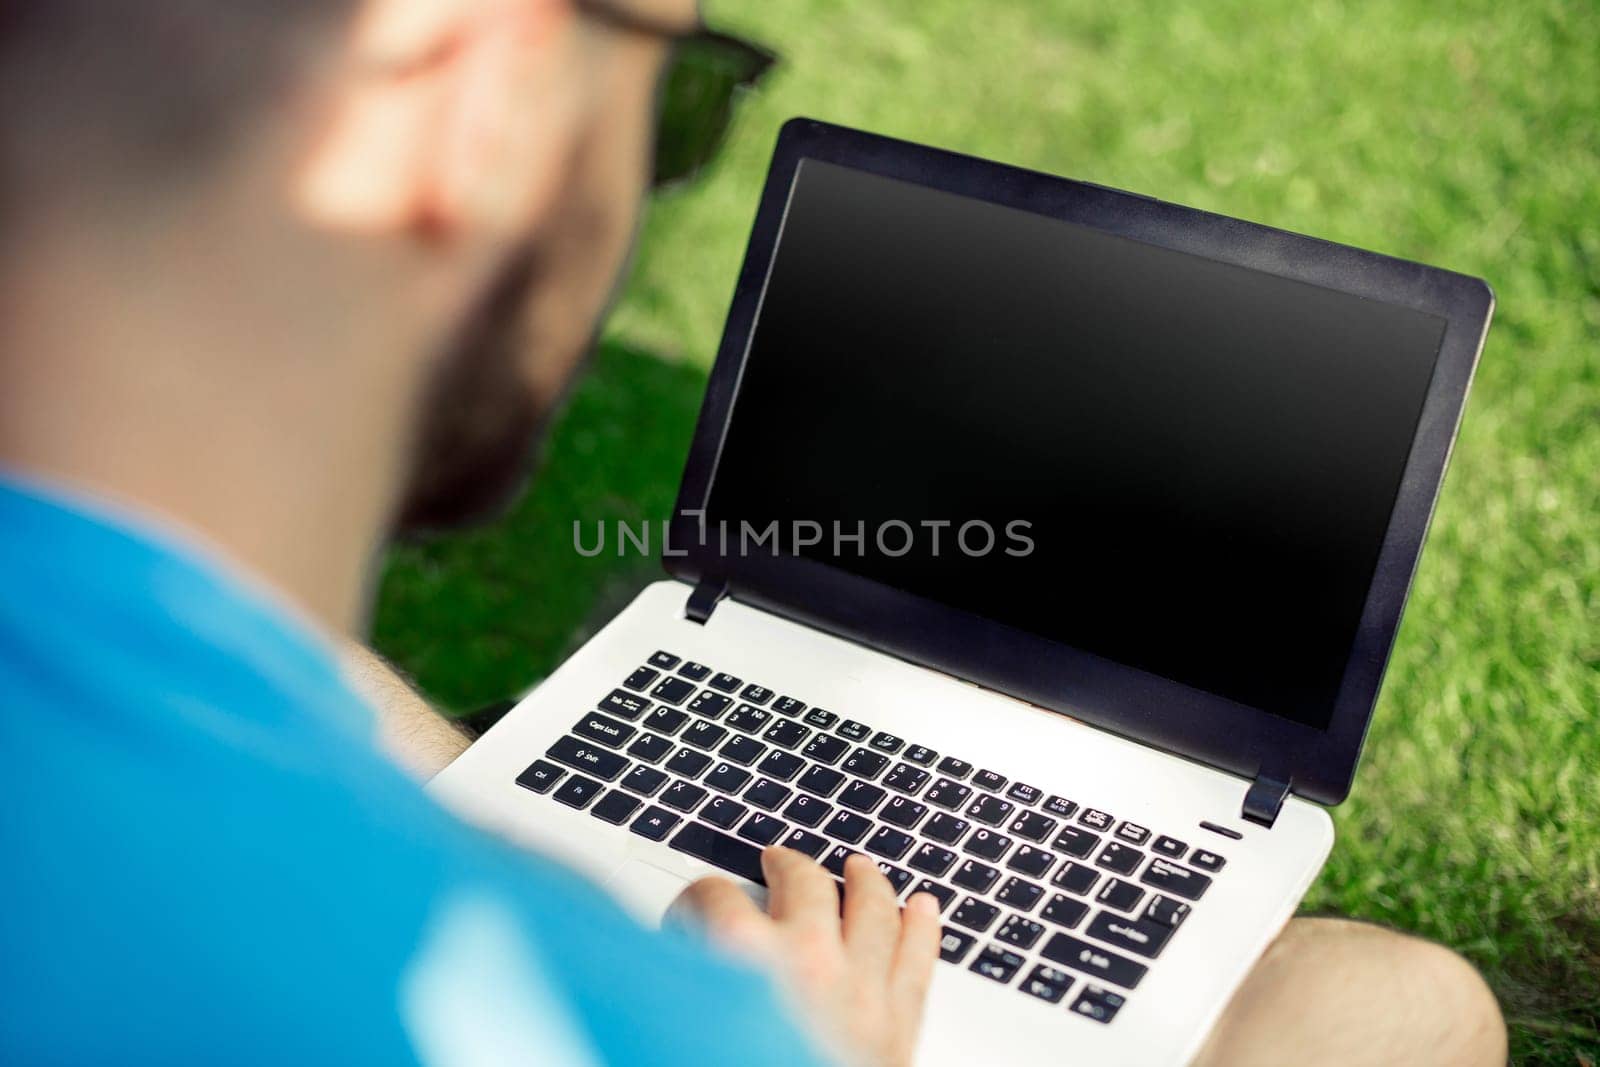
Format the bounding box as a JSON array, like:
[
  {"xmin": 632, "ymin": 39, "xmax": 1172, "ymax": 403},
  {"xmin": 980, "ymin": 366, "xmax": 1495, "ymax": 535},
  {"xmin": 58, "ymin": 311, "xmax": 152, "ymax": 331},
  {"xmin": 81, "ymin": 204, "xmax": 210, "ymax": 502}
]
[
  {"xmin": 546, "ymin": 735, "xmax": 628, "ymax": 781},
  {"xmin": 1040, "ymin": 932, "xmax": 1148, "ymax": 989}
]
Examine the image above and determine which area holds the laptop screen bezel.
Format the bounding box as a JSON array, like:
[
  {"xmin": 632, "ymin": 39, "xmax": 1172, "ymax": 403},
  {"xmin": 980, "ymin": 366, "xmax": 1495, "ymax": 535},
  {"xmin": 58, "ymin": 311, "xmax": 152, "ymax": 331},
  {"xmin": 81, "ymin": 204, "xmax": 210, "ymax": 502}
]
[{"xmin": 666, "ymin": 118, "xmax": 1493, "ymax": 807}]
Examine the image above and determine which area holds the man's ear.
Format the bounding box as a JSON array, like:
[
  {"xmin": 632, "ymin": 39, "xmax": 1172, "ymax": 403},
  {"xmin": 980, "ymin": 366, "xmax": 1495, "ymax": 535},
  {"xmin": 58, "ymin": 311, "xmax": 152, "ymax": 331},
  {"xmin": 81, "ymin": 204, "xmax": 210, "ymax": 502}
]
[{"xmin": 295, "ymin": 0, "xmax": 589, "ymax": 243}]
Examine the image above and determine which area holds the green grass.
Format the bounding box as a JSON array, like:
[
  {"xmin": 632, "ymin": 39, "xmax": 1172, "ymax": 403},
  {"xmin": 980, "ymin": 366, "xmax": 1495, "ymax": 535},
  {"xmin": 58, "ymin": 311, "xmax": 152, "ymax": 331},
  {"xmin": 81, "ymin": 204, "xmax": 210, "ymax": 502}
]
[{"xmin": 374, "ymin": 0, "xmax": 1600, "ymax": 1060}]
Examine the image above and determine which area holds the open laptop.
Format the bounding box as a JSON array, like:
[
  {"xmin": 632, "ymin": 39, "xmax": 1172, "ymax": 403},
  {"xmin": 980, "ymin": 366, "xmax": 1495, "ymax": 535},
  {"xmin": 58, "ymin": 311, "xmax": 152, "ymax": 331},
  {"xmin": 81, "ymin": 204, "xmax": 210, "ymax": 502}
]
[{"xmin": 430, "ymin": 118, "xmax": 1495, "ymax": 1065}]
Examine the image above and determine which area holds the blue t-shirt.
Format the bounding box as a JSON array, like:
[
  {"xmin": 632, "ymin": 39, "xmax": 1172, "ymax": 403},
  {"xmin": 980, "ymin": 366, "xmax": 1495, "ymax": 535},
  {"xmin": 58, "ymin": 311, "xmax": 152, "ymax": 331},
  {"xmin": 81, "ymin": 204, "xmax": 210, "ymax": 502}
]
[{"xmin": 0, "ymin": 476, "xmax": 823, "ymax": 1065}]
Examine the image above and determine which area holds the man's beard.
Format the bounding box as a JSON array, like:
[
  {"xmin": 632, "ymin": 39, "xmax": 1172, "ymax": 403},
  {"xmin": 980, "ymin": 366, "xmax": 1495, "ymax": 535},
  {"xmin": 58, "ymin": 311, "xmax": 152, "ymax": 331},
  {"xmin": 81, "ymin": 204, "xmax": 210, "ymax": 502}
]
[{"xmin": 392, "ymin": 240, "xmax": 589, "ymax": 535}]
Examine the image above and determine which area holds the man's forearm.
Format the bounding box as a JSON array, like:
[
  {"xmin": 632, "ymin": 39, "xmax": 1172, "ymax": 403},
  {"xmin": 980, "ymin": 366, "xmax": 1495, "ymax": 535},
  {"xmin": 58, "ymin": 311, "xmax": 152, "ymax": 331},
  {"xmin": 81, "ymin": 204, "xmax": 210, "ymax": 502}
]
[{"xmin": 340, "ymin": 642, "xmax": 473, "ymax": 778}]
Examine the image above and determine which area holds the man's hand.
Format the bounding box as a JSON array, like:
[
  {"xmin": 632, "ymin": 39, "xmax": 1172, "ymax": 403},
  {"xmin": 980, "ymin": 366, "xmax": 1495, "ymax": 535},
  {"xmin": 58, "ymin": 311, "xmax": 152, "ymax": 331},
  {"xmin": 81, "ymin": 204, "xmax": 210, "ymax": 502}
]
[
  {"xmin": 675, "ymin": 847, "xmax": 942, "ymax": 1067},
  {"xmin": 340, "ymin": 642, "xmax": 473, "ymax": 778}
]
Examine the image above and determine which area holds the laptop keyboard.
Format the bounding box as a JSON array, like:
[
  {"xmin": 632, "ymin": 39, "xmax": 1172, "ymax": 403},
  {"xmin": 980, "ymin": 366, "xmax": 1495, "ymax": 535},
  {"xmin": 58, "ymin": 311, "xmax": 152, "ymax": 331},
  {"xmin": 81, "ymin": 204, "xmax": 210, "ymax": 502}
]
[{"xmin": 515, "ymin": 651, "xmax": 1230, "ymax": 1026}]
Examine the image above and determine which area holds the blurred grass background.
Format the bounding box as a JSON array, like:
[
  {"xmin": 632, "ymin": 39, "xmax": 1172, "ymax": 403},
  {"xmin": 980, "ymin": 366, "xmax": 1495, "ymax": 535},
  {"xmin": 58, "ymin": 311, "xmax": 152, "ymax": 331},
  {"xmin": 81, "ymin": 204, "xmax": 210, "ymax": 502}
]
[{"xmin": 373, "ymin": 0, "xmax": 1599, "ymax": 1060}]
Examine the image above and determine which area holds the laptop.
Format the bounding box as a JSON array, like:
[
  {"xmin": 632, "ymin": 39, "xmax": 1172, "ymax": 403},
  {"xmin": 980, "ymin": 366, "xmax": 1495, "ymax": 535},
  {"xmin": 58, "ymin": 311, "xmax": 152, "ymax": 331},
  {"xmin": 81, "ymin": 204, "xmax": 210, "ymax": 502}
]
[{"xmin": 430, "ymin": 118, "xmax": 1494, "ymax": 1065}]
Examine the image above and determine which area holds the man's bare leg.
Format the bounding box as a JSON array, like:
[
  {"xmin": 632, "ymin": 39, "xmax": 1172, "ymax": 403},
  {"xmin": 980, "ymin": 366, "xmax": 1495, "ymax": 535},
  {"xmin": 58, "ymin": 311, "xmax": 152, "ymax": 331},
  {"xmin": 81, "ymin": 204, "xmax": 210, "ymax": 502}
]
[{"xmin": 1194, "ymin": 918, "xmax": 1506, "ymax": 1067}]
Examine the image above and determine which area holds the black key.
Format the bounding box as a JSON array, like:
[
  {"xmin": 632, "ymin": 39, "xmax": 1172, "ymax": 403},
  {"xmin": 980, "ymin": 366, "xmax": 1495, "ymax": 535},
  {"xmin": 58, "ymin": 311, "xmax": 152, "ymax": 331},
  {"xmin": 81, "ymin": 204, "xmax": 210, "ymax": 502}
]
[
  {"xmin": 572, "ymin": 711, "xmax": 636, "ymax": 749},
  {"xmin": 676, "ymin": 660, "xmax": 711, "ymax": 681},
  {"xmin": 1040, "ymin": 932, "xmax": 1148, "ymax": 989},
  {"xmin": 701, "ymin": 796, "xmax": 748, "ymax": 830},
  {"xmin": 1041, "ymin": 893, "xmax": 1089, "ymax": 930},
  {"xmin": 964, "ymin": 827, "xmax": 1013, "ymax": 861},
  {"xmin": 841, "ymin": 748, "xmax": 889, "ymax": 780},
  {"xmin": 1053, "ymin": 861, "xmax": 1101, "ymax": 895},
  {"xmin": 1007, "ymin": 844, "xmax": 1056, "ymax": 879},
  {"xmin": 661, "ymin": 780, "xmax": 708, "ymax": 813},
  {"xmin": 909, "ymin": 842, "xmax": 958, "ymax": 877},
  {"xmin": 938, "ymin": 926, "xmax": 977, "ymax": 962},
  {"xmin": 869, "ymin": 731, "xmax": 905, "ymax": 754},
  {"xmin": 763, "ymin": 718, "xmax": 810, "ymax": 750},
  {"xmin": 772, "ymin": 696, "xmax": 806, "ymax": 716},
  {"xmin": 1096, "ymin": 841, "xmax": 1144, "ymax": 876},
  {"xmin": 757, "ymin": 749, "xmax": 805, "ymax": 781},
  {"xmin": 781, "ymin": 828, "xmax": 830, "ymax": 858},
  {"xmin": 866, "ymin": 826, "xmax": 916, "ymax": 861},
  {"xmin": 1145, "ymin": 895, "xmax": 1192, "ymax": 928},
  {"xmin": 952, "ymin": 859, "xmax": 999, "ymax": 893},
  {"xmin": 904, "ymin": 744, "xmax": 938, "ymax": 766},
  {"xmin": 1044, "ymin": 795, "xmax": 1078, "ymax": 819},
  {"xmin": 670, "ymin": 822, "xmax": 764, "ymax": 882},
  {"xmin": 936, "ymin": 756, "xmax": 973, "ymax": 779},
  {"xmin": 973, "ymin": 769, "xmax": 1007, "ymax": 792},
  {"xmin": 591, "ymin": 790, "xmax": 642, "ymax": 825},
  {"xmin": 915, "ymin": 880, "xmax": 958, "ymax": 912},
  {"xmin": 1070, "ymin": 985, "xmax": 1127, "ymax": 1024},
  {"xmin": 687, "ymin": 691, "xmax": 732, "ymax": 719},
  {"xmin": 738, "ymin": 812, "xmax": 788, "ymax": 846},
  {"xmin": 880, "ymin": 796, "xmax": 927, "ymax": 830},
  {"xmin": 515, "ymin": 759, "xmax": 564, "ymax": 794},
  {"xmin": 1053, "ymin": 825, "xmax": 1101, "ymax": 859},
  {"xmin": 1115, "ymin": 821, "xmax": 1151, "ymax": 846},
  {"xmin": 1020, "ymin": 964, "xmax": 1075, "ymax": 1004},
  {"xmin": 1079, "ymin": 808, "xmax": 1114, "ymax": 831},
  {"xmin": 553, "ymin": 773, "xmax": 604, "ymax": 809},
  {"xmin": 1141, "ymin": 857, "xmax": 1213, "ymax": 900},
  {"xmin": 682, "ymin": 719, "xmax": 728, "ymax": 750},
  {"xmin": 621, "ymin": 764, "xmax": 669, "ymax": 797},
  {"xmin": 823, "ymin": 810, "xmax": 873, "ymax": 844},
  {"xmin": 600, "ymin": 688, "xmax": 650, "ymax": 721},
  {"xmin": 1006, "ymin": 781, "xmax": 1042, "ymax": 805},
  {"xmin": 1191, "ymin": 849, "xmax": 1227, "ymax": 872},
  {"xmin": 970, "ymin": 943, "xmax": 1026, "ymax": 984},
  {"xmin": 838, "ymin": 780, "xmax": 886, "ymax": 813},
  {"xmin": 664, "ymin": 747, "xmax": 712, "ymax": 778},
  {"xmin": 648, "ymin": 650, "xmax": 680, "ymax": 670},
  {"xmin": 837, "ymin": 719, "xmax": 871, "ymax": 742},
  {"xmin": 1087, "ymin": 910, "xmax": 1173, "ymax": 959},
  {"xmin": 626, "ymin": 732, "xmax": 673, "ymax": 764},
  {"xmin": 630, "ymin": 806, "xmax": 680, "ymax": 841},
  {"xmin": 644, "ymin": 706, "xmax": 689, "ymax": 736},
  {"xmin": 650, "ymin": 676, "xmax": 696, "ymax": 705},
  {"xmin": 1096, "ymin": 878, "xmax": 1145, "ymax": 913},
  {"xmin": 951, "ymin": 896, "xmax": 1000, "ymax": 933},
  {"xmin": 744, "ymin": 777, "xmax": 792, "ymax": 811},
  {"xmin": 874, "ymin": 861, "xmax": 914, "ymax": 895},
  {"xmin": 546, "ymin": 736, "xmax": 628, "ymax": 781},
  {"xmin": 1152, "ymin": 835, "xmax": 1188, "ymax": 859},
  {"xmin": 923, "ymin": 812, "xmax": 970, "ymax": 845},
  {"xmin": 725, "ymin": 704, "xmax": 772, "ymax": 734},
  {"xmin": 924, "ymin": 778, "xmax": 973, "ymax": 810},
  {"xmin": 623, "ymin": 666, "xmax": 659, "ymax": 691},
  {"xmin": 740, "ymin": 684, "xmax": 774, "ymax": 704},
  {"xmin": 996, "ymin": 877, "xmax": 1044, "ymax": 912},
  {"xmin": 797, "ymin": 764, "xmax": 846, "ymax": 797},
  {"xmin": 996, "ymin": 914, "xmax": 1045, "ymax": 950},
  {"xmin": 782, "ymin": 794, "xmax": 831, "ymax": 828},
  {"xmin": 821, "ymin": 845, "xmax": 857, "ymax": 877},
  {"xmin": 1009, "ymin": 810, "xmax": 1057, "ymax": 843},
  {"xmin": 804, "ymin": 707, "xmax": 839, "ymax": 729},
  {"xmin": 708, "ymin": 672, "xmax": 742, "ymax": 693},
  {"xmin": 966, "ymin": 793, "xmax": 1014, "ymax": 827},
  {"xmin": 705, "ymin": 762, "xmax": 752, "ymax": 794},
  {"xmin": 883, "ymin": 764, "xmax": 930, "ymax": 795},
  {"xmin": 801, "ymin": 733, "xmax": 849, "ymax": 765},
  {"xmin": 720, "ymin": 734, "xmax": 766, "ymax": 766}
]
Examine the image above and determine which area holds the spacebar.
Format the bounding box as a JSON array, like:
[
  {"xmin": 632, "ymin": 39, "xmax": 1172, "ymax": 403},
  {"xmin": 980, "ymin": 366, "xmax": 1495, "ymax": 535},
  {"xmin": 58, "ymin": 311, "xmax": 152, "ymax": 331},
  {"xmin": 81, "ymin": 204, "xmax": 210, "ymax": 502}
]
[{"xmin": 669, "ymin": 823, "xmax": 768, "ymax": 885}]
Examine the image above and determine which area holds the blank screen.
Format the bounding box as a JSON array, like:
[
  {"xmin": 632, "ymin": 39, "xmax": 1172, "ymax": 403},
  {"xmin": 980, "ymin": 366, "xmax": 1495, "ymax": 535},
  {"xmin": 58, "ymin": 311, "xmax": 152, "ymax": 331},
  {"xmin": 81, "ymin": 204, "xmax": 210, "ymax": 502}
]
[{"xmin": 704, "ymin": 160, "xmax": 1445, "ymax": 729}]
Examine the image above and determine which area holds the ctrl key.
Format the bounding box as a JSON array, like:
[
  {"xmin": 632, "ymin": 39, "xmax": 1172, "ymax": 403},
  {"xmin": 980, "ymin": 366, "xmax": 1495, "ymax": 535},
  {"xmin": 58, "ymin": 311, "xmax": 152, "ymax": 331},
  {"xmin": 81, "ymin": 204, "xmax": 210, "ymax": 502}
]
[
  {"xmin": 1069, "ymin": 985, "xmax": 1126, "ymax": 1024},
  {"xmin": 516, "ymin": 759, "xmax": 565, "ymax": 794},
  {"xmin": 969, "ymin": 944, "xmax": 1026, "ymax": 985}
]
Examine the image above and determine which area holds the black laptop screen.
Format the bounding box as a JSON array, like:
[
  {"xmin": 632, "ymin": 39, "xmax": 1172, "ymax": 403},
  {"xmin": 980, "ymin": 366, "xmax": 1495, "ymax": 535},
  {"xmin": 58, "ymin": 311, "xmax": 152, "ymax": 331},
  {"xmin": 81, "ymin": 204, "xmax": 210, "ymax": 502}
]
[{"xmin": 702, "ymin": 159, "xmax": 1446, "ymax": 730}]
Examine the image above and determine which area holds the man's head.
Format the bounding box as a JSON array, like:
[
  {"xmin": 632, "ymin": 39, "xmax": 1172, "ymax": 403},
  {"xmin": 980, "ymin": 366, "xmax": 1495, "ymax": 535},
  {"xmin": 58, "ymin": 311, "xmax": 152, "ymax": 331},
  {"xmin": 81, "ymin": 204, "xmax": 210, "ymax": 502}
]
[{"xmin": 0, "ymin": 0, "xmax": 694, "ymax": 565}]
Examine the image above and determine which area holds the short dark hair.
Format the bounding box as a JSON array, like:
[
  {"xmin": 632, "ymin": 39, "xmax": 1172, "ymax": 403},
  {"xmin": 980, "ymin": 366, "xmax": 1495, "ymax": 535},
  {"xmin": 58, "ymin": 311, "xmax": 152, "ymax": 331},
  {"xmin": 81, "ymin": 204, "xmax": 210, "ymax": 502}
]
[{"xmin": 1, "ymin": 2, "xmax": 344, "ymax": 212}]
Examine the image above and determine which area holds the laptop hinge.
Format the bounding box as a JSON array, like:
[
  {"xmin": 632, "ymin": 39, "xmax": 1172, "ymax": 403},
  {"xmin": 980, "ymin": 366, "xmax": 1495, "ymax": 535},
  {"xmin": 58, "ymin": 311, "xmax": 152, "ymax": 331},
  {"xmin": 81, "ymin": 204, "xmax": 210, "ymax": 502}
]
[
  {"xmin": 684, "ymin": 577, "xmax": 728, "ymax": 625},
  {"xmin": 1241, "ymin": 772, "xmax": 1292, "ymax": 829}
]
